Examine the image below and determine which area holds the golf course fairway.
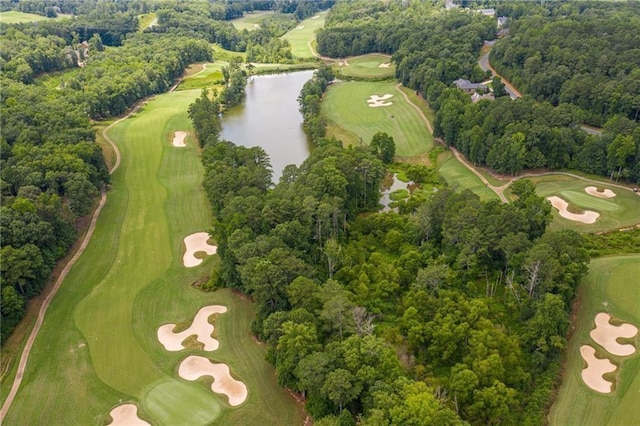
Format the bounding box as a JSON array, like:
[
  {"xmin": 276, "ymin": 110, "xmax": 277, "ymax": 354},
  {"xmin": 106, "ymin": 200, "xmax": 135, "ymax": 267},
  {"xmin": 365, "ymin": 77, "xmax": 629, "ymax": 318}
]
[{"xmin": 1, "ymin": 90, "xmax": 303, "ymax": 425}]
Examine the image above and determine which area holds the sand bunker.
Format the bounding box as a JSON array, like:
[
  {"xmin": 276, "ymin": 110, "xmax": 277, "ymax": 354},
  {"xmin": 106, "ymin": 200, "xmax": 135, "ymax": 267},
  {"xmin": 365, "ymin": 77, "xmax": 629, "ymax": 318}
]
[
  {"xmin": 590, "ymin": 312, "xmax": 638, "ymax": 357},
  {"xmin": 183, "ymin": 232, "xmax": 217, "ymax": 267},
  {"xmin": 172, "ymin": 131, "xmax": 187, "ymax": 147},
  {"xmin": 547, "ymin": 196, "xmax": 599, "ymax": 224},
  {"xmin": 580, "ymin": 345, "xmax": 616, "ymax": 393},
  {"xmin": 179, "ymin": 356, "xmax": 248, "ymax": 406},
  {"xmin": 585, "ymin": 186, "xmax": 616, "ymax": 199},
  {"xmin": 108, "ymin": 404, "xmax": 150, "ymax": 426},
  {"xmin": 367, "ymin": 94, "xmax": 394, "ymax": 108},
  {"xmin": 379, "ymin": 63, "xmax": 391, "ymax": 68},
  {"xmin": 157, "ymin": 305, "xmax": 227, "ymax": 351},
  {"xmin": 296, "ymin": 25, "xmax": 304, "ymax": 29}
]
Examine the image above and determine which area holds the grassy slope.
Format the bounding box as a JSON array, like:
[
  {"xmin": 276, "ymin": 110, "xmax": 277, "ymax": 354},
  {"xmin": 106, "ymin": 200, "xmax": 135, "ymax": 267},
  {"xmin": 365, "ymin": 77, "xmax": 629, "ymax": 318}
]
[
  {"xmin": 337, "ymin": 54, "xmax": 395, "ymax": 79},
  {"xmin": 2, "ymin": 90, "xmax": 302, "ymax": 425},
  {"xmin": 281, "ymin": 11, "xmax": 327, "ymax": 59},
  {"xmin": 0, "ymin": 11, "xmax": 49, "ymax": 23},
  {"xmin": 549, "ymin": 255, "xmax": 640, "ymax": 426},
  {"xmin": 438, "ymin": 151, "xmax": 500, "ymax": 202},
  {"xmin": 529, "ymin": 174, "xmax": 640, "ymax": 233},
  {"xmin": 322, "ymin": 81, "xmax": 433, "ymax": 157}
]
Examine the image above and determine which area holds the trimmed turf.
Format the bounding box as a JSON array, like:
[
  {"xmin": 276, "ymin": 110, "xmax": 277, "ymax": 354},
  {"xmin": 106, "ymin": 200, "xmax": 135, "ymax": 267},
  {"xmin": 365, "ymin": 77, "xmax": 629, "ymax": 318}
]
[
  {"xmin": 281, "ymin": 11, "xmax": 328, "ymax": 59},
  {"xmin": 438, "ymin": 152, "xmax": 501, "ymax": 202},
  {"xmin": 549, "ymin": 255, "xmax": 640, "ymax": 426},
  {"xmin": 528, "ymin": 174, "xmax": 640, "ymax": 233},
  {"xmin": 2, "ymin": 90, "xmax": 303, "ymax": 425},
  {"xmin": 322, "ymin": 81, "xmax": 433, "ymax": 157},
  {"xmin": 0, "ymin": 11, "xmax": 50, "ymax": 23},
  {"xmin": 337, "ymin": 54, "xmax": 395, "ymax": 79},
  {"xmin": 230, "ymin": 11, "xmax": 274, "ymax": 31},
  {"xmin": 137, "ymin": 13, "xmax": 157, "ymax": 32}
]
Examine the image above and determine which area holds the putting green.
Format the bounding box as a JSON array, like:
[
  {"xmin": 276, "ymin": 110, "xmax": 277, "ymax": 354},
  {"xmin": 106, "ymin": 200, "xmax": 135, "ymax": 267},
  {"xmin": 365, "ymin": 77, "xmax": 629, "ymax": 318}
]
[
  {"xmin": 2, "ymin": 89, "xmax": 303, "ymax": 424},
  {"xmin": 337, "ymin": 54, "xmax": 395, "ymax": 79},
  {"xmin": 322, "ymin": 81, "xmax": 433, "ymax": 157},
  {"xmin": 529, "ymin": 174, "xmax": 640, "ymax": 233},
  {"xmin": 549, "ymin": 255, "xmax": 640, "ymax": 426}
]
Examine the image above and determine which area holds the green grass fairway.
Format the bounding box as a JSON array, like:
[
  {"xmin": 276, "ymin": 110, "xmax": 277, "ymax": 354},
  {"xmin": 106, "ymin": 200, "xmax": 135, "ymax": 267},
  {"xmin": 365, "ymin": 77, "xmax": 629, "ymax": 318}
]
[
  {"xmin": 2, "ymin": 90, "xmax": 303, "ymax": 425},
  {"xmin": 549, "ymin": 255, "xmax": 640, "ymax": 426},
  {"xmin": 337, "ymin": 54, "xmax": 395, "ymax": 79},
  {"xmin": 137, "ymin": 13, "xmax": 157, "ymax": 31},
  {"xmin": 176, "ymin": 62, "xmax": 227, "ymax": 91},
  {"xmin": 0, "ymin": 11, "xmax": 50, "ymax": 23},
  {"xmin": 528, "ymin": 174, "xmax": 640, "ymax": 233},
  {"xmin": 231, "ymin": 11, "xmax": 274, "ymax": 31},
  {"xmin": 322, "ymin": 81, "xmax": 433, "ymax": 157},
  {"xmin": 281, "ymin": 11, "xmax": 327, "ymax": 59},
  {"xmin": 438, "ymin": 152, "xmax": 500, "ymax": 201}
]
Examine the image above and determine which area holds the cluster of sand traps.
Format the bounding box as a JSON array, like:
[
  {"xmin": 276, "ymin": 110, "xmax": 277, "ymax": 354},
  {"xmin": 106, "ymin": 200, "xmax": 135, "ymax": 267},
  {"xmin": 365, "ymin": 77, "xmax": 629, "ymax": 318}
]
[
  {"xmin": 108, "ymin": 404, "xmax": 150, "ymax": 426},
  {"xmin": 157, "ymin": 305, "xmax": 227, "ymax": 351},
  {"xmin": 179, "ymin": 356, "xmax": 248, "ymax": 406},
  {"xmin": 590, "ymin": 312, "xmax": 638, "ymax": 356},
  {"xmin": 580, "ymin": 345, "xmax": 617, "ymax": 393},
  {"xmin": 379, "ymin": 63, "xmax": 391, "ymax": 68},
  {"xmin": 183, "ymin": 232, "xmax": 217, "ymax": 267},
  {"xmin": 547, "ymin": 196, "xmax": 599, "ymax": 224},
  {"xmin": 172, "ymin": 131, "xmax": 187, "ymax": 147},
  {"xmin": 585, "ymin": 186, "xmax": 616, "ymax": 198},
  {"xmin": 367, "ymin": 94, "xmax": 394, "ymax": 107}
]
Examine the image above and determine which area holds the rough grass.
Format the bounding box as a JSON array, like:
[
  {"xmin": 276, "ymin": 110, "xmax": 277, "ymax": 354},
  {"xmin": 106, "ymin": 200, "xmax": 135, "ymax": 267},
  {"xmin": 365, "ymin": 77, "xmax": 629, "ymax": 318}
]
[
  {"xmin": 336, "ymin": 54, "xmax": 395, "ymax": 79},
  {"xmin": 529, "ymin": 175, "xmax": 640, "ymax": 233},
  {"xmin": 2, "ymin": 90, "xmax": 303, "ymax": 425},
  {"xmin": 281, "ymin": 11, "xmax": 328, "ymax": 59},
  {"xmin": 137, "ymin": 13, "xmax": 156, "ymax": 31},
  {"xmin": 322, "ymin": 81, "xmax": 433, "ymax": 157},
  {"xmin": 549, "ymin": 255, "xmax": 640, "ymax": 426},
  {"xmin": 230, "ymin": 11, "xmax": 274, "ymax": 32},
  {"xmin": 438, "ymin": 151, "xmax": 500, "ymax": 202}
]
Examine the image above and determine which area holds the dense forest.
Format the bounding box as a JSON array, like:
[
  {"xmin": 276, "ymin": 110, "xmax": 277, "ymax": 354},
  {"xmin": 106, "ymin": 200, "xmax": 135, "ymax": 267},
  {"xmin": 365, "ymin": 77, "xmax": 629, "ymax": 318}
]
[{"xmin": 191, "ymin": 64, "xmax": 590, "ymax": 424}]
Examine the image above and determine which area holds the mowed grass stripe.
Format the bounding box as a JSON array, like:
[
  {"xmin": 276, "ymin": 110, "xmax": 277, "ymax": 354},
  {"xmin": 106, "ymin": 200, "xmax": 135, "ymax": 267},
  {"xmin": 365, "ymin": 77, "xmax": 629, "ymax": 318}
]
[
  {"xmin": 281, "ymin": 11, "xmax": 327, "ymax": 58},
  {"xmin": 322, "ymin": 81, "xmax": 433, "ymax": 157},
  {"xmin": 549, "ymin": 255, "xmax": 640, "ymax": 426}
]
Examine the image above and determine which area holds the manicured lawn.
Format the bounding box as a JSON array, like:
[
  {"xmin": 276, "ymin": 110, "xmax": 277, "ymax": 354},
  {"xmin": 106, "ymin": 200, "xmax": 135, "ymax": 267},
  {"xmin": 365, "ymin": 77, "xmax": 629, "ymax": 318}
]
[
  {"xmin": 281, "ymin": 11, "xmax": 328, "ymax": 58},
  {"xmin": 230, "ymin": 11, "xmax": 274, "ymax": 31},
  {"xmin": 336, "ymin": 53, "xmax": 395, "ymax": 79},
  {"xmin": 322, "ymin": 81, "xmax": 433, "ymax": 157},
  {"xmin": 176, "ymin": 62, "xmax": 227, "ymax": 91},
  {"xmin": 438, "ymin": 152, "xmax": 500, "ymax": 202},
  {"xmin": 549, "ymin": 255, "xmax": 640, "ymax": 426},
  {"xmin": 0, "ymin": 11, "xmax": 50, "ymax": 23},
  {"xmin": 2, "ymin": 90, "xmax": 303, "ymax": 425},
  {"xmin": 137, "ymin": 13, "xmax": 157, "ymax": 31},
  {"xmin": 529, "ymin": 174, "xmax": 640, "ymax": 233}
]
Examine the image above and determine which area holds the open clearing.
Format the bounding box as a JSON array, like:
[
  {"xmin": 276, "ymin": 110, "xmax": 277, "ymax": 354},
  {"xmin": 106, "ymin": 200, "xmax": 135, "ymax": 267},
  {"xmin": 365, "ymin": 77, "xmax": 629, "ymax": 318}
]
[
  {"xmin": 438, "ymin": 151, "xmax": 500, "ymax": 201},
  {"xmin": 549, "ymin": 255, "xmax": 640, "ymax": 426},
  {"xmin": 322, "ymin": 81, "xmax": 433, "ymax": 157},
  {"xmin": 0, "ymin": 11, "xmax": 66, "ymax": 23},
  {"xmin": 336, "ymin": 53, "xmax": 395, "ymax": 79},
  {"xmin": 281, "ymin": 11, "xmax": 327, "ymax": 58},
  {"xmin": 1, "ymin": 90, "xmax": 303, "ymax": 425},
  {"xmin": 528, "ymin": 174, "xmax": 640, "ymax": 233}
]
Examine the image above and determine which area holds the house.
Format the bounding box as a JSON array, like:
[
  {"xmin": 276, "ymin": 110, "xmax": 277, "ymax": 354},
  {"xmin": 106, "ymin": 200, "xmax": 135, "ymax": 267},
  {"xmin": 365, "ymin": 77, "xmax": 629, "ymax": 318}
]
[
  {"xmin": 497, "ymin": 16, "xmax": 508, "ymax": 28},
  {"xmin": 471, "ymin": 92, "xmax": 494, "ymax": 103},
  {"xmin": 478, "ymin": 8, "xmax": 495, "ymax": 17},
  {"xmin": 453, "ymin": 78, "xmax": 488, "ymax": 93}
]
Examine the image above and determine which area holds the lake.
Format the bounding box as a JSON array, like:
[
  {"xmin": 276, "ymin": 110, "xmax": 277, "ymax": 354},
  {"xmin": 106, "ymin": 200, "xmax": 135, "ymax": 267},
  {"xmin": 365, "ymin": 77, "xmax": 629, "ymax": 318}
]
[{"xmin": 220, "ymin": 70, "xmax": 315, "ymax": 182}]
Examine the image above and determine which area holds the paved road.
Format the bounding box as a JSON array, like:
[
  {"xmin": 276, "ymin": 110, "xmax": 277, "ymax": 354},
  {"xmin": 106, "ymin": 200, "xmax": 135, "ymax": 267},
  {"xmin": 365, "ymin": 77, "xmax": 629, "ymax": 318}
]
[{"xmin": 479, "ymin": 42, "xmax": 521, "ymax": 100}]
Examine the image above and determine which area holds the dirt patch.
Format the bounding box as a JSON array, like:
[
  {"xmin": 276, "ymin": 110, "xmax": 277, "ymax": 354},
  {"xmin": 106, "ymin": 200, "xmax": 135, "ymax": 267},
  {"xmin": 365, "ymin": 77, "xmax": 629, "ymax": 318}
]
[
  {"xmin": 547, "ymin": 196, "xmax": 599, "ymax": 224},
  {"xmin": 172, "ymin": 131, "xmax": 187, "ymax": 147},
  {"xmin": 590, "ymin": 312, "xmax": 638, "ymax": 356},
  {"xmin": 585, "ymin": 186, "xmax": 616, "ymax": 199},
  {"xmin": 183, "ymin": 232, "xmax": 217, "ymax": 267},
  {"xmin": 108, "ymin": 404, "xmax": 150, "ymax": 426},
  {"xmin": 367, "ymin": 94, "xmax": 393, "ymax": 108},
  {"xmin": 178, "ymin": 356, "xmax": 248, "ymax": 406},
  {"xmin": 580, "ymin": 345, "xmax": 616, "ymax": 393},
  {"xmin": 157, "ymin": 305, "xmax": 227, "ymax": 351}
]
